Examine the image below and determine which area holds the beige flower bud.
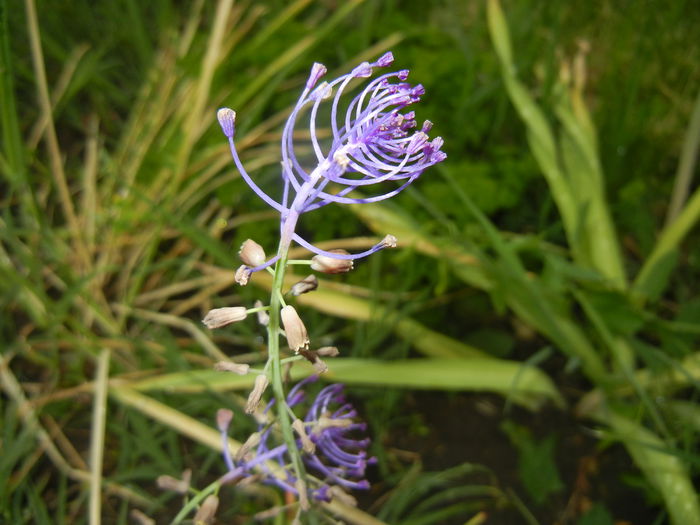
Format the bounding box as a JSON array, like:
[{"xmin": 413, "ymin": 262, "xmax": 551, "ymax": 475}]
[
  {"xmin": 216, "ymin": 408, "xmax": 233, "ymax": 432},
  {"xmin": 380, "ymin": 234, "xmax": 397, "ymax": 248},
  {"xmin": 292, "ymin": 419, "xmax": 316, "ymax": 454},
  {"xmin": 193, "ymin": 494, "xmax": 219, "ymax": 524},
  {"xmin": 298, "ymin": 348, "xmax": 328, "ymax": 374},
  {"xmin": 254, "ymin": 299, "xmax": 269, "ymax": 326},
  {"xmin": 214, "ymin": 361, "xmax": 250, "ymax": 375},
  {"xmin": 235, "ymin": 431, "xmax": 261, "ymax": 462},
  {"xmin": 253, "ymin": 507, "xmax": 283, "ymax": 520},
  {"xmin": 312, "ymin": 357, "xmax": 328, "ymax": 374},
  {"xmin": 202, "ymin": 307, "xmax": 247, "ymax": 329},
  {"xmin": 156, "ymin": 469, "xmax": 192, "ymax": 494},
  {"xmin": 316, "ymin": 346, "xmax": 340, "ymax": 357},
  {"xmin": 310, "ymin": 249, "xmax": 353, "ymax": 274},
  {"xmin": 245, "ymin": 374, "xmax": 269, "ymax": 414},
  {"xmin": 129, "ymin": 509, "xmax": 155, "ymax": 525},
  {"xmin": 313, "ymin": 413, "xmax": 352, "ymax": 435},
  {"xmin": 290, "ymin": 275, "xmax": 318, "ymax": 296},
  {"xmin": 238, "ymin": 239, "xmax": 266, "ymax": 267},
  {"xmin": 280, "ymin": 305, "xmax": 309, "ymax": 352},
  {"xmin": 234, "ymin": 265, "xmax": 252, "ymax": 286},
  {"xmin": 328, "ymin": 485, "xmax": 357, "ymax": 507}
]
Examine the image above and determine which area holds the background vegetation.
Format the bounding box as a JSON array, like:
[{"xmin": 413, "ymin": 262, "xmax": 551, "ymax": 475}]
[{"xmin": 2, "ymin": 0, "xmax": 700, "ymax": 523}]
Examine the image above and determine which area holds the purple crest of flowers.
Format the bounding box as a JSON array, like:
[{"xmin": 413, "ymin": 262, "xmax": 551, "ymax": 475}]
[
  {"xmin": 218, "ymin": 376, "xmax": 374, "ymax": 501},
  {"xmin": 217, "ymin": 52, "xmax": 446, "ymax": 274}
]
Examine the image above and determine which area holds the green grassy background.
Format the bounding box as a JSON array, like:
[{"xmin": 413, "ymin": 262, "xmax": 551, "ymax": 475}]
[{"xmin": 2, "ymin": 0, "xmax": 700, "ymax": 523}]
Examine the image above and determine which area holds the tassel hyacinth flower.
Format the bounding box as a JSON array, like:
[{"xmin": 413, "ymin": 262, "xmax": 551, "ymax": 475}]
[{"xmin": 204, "ymin": 52, "xmax": 444, "ymax": 517}]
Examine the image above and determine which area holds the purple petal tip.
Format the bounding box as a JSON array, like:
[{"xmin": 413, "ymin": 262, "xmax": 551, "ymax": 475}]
[
  {"xmin": 375, "ymin": 52, "xmax": 394, "ymax": 67},
  {"xmin": 217, "ymin": 108, "xmax": 236, "ymax": 138},
  {"xmin": 307, "ymin": 63, "xmax": 327, "ymax": 89}
]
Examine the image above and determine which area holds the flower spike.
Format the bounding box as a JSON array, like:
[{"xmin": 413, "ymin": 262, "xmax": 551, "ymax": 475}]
[{"xmin": 219, "ymin": 52, "xmax": 445, "ymax": 280}]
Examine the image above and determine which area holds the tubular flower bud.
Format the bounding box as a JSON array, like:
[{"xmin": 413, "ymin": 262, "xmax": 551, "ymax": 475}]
[
  {"xmin": 312, "ymin": 357, "xmax": 328, "ymax": 374},
  {"xmin": 216, "ymin": 409, "xmax": 233, "ymax": 432},
  {"xmin": 238, "ymin": 239, "xmax": 266, "ymax": 267},
  {"xmin": 310, "ymin": 250, "xmax": 354, "ymax": 274},
  {"xmin": 299, "ymin": 348, "xmax": 328, "ymax": 374},
  {"xmin": 235, "ymin": 431, "xmax": 261, "ymax": 462},
  {"xmin": 281, "ymin": 305, "xmax": 309, "ymax": 353},
  {"xmin": 214, "ymin": 361, "xmax": 250, "ymax": 375},
  {"xmin": 254, "ymin": 299, "xmax": 269, "ymax": 326},
  {"xmin": 328, "ymin": 485, "xmax": 358, "ymax": 507},
  {"xmin": 316, "ymin": 346, "xmax": 340, "ymax": 357},
  {"xmin": 245, "ymin": 374, "xmax": 269, "ymax": 414},
  {"xmin": 156, "ymin": 469, "xmax": 192, "ymax": 494},
  {"xmin": 290, "ymin": 275, "xmax": 318, "ymax": 296},
  {"xmin": 292, "ymin": 419, "xmax": 316, "ymax": 454},
  {"xmin": 202, "ymin": 307, "xmax": 247, "ymax": 329},
  {"xmin": 193, "ymin": 494, "xmax": 219, "ymax": 524}
]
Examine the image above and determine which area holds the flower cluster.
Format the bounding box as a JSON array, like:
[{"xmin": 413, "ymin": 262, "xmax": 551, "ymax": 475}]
[
  {"xmin": 217, "ymin": 376, "xmax": 374, "ymax": 504},
  {"xmin": 200, "ymin": 52, "xmax": 444, "ymax": 518},
  {"xmin": 217, "ymin": 51, "xmax": 445, "ymax": 283}
]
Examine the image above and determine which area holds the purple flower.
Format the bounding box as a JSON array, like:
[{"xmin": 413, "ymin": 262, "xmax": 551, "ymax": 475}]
[
  {"xmin": 217, "ymin": 52, "xmax": 445, "ymax": 276},
  {"xmin": 218, "ymin": 377, "xmax": 374, "ymax": 501}
]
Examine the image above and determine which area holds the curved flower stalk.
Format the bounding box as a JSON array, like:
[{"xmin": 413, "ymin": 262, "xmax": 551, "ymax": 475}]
[
  {"xmin": 217, "ymin": 51, "xmax": 446, "ymax": 279},
  {"xmin": 217, "ymin": 377, "xmax": 374, "ymax": 505}
]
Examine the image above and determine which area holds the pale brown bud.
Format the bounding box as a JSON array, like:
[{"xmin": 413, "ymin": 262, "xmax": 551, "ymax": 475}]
[
  {"xmin": 156, "ymin": 469, "xmax": 191, "ymax": 494},
  {"xmin": 292, "ymin": 419, "xmax": 316, "ymax": 454},
  {"xmin": 380, "ymin": 234, "xmax": 397, "ymax": 248},
  {"xmin": 238, "ymin": 473, "xmax": 264, "ymax": 486},
  {"xmin": 290, "ymin": 274, "xmax": 318, "ymax": 296},
  {"xmin": 238, "ymin": 239, "xmax": 266, "ymax": 267},
  {"xmin": 312, "ymin": 357, "xmax": 328, "ymax": 374},
  {"xmin": 316, "ymin": 346, "xmax": 339, "ymax": 357},
  {"xmin": 245, "ymin": 374, "xmax": 269, "ymax": 414},
  {"xmin": 214, "ymin": 361, "xmax": 250, "ymax": 375},
  {"xmin": 281, "ymin": 305, "xmax": 309, "ymax": 352},
  {"xmin": 202, "ymin": 307, "xmax": 247, "ymax": 329},
  {"xmin": 310, "ymin": 249, "xmax": 353, "ymax": 274},
  {"xmin": 298, "ymin": 348, "xmax": 329, "ymax": 373},
  {"xmin": 216, "ymin": 409, "xmax": 233, "ymax": 432},
  {"xmin": 253, "ymin": 507, "xmax": 283, "ymax": 520},
  {"xmin": 295, "ymin": 479, "xmax": 310, "ymax": 511},
  {"xmin": 235, "ymin": 265, "xmax": 251, "ymax": 286},
  {"xmin": 328, "ymin": 485, "xmax": 357, "ymax": 507},
  {"xmin": 129, "ymin": 509, "xmax": 155, "ymax": 525},
  {"xmin": 254, "ymin": 299, "xmax": 269, "ymax": 326},
  {"xmin": 193, "ymin": 494, "xmax": 219, "ymax": 524},
  {"xmin": 313, "ymin": 413, "xmax": 352, "ymax": 435},
  {"xmin": 234, "ymin": 431, "xmax": 261, "ymax": 462}
]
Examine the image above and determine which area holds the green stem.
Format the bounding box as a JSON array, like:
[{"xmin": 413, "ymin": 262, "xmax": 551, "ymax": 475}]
[{"xmin": 266, "ymin": 219, "xmax": 308, "ymax": 501}]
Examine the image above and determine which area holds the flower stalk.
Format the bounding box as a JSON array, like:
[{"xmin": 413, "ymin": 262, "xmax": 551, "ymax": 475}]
[
  {"xmin": 266, "ymin": 248, "xmax": 309, "ymax": 489},
  {"xmin": 206, "ymin": 52, "xmax": 445, "ymax": 514}
]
